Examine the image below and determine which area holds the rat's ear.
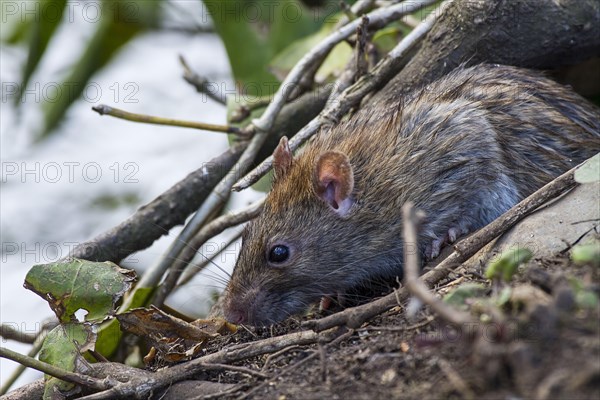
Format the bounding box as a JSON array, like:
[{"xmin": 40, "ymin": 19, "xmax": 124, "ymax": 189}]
[
  {"xmin": 273, "ymin": 136, "xmax": 293, "ymax": 180},
  {"xmin": 313, "ymin": 151, "xmax": 354, "ymax": 216}
]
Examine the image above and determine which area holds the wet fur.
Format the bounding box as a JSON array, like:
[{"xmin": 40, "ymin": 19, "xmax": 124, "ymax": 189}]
[{"xmin": 224, "ymin": 64, "xmax": 600, "ymax": 325}]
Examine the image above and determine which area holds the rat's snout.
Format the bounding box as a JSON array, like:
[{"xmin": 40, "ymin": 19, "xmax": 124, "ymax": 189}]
[
  {"xmin": 223, "ymin": 306, "xmax": 247, "ymax": 325},
  {"xmin": 222, "ymin": 285, "xmax": 267, "ymax": 326}
]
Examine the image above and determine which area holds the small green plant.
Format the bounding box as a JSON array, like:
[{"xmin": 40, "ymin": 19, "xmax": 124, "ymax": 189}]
[{"xmin": 485, "ymin": 247, "xmax": 533, "ymax": 283}]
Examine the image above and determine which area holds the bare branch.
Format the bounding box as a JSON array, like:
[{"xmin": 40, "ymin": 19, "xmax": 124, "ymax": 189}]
[
  {"xmin": 179, "ymin": 55, "xmax": 227, "ymax": 106},
  {"xmin": 402, "ymin": 202, "xmax": 475, "ymax": 326},
  {"xmin": 0, "ymin": 324, "xmax": 37, "ymax": 344},
  {"xmin": 0, "ymin": 346, "xmax": 110, "ymax": 392},
  {"xmin": 92, "ymin": 105, "xmax": 241, "ymax": 135}
]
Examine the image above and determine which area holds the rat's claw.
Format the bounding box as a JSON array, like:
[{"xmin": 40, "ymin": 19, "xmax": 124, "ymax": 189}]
[
  {"xmin": 447, "ymin": 227, "xmax": 460, "ymax": 243},
  {"xmin": 425, "ymin": 238, "xmax": 444, "ymax": 260},
  {"xmin": 448, "ymin": 226, "xmax": 468, "ymax": 243}
]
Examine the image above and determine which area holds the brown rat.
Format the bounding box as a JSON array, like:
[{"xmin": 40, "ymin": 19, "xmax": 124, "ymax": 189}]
[{"xmin": 223, "ymin": 64, "xmax": 600, "ymax": 325}]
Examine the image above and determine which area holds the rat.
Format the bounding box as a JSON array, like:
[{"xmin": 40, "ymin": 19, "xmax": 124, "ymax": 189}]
[{"xmin": 222, "ymin": 64, "xmax": 600, "ymax": 325}]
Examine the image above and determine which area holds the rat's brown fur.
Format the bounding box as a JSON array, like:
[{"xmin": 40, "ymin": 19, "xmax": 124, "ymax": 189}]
[{"xmin": 223, "ymin": 64, "xmax": 600, "ymax": 325}]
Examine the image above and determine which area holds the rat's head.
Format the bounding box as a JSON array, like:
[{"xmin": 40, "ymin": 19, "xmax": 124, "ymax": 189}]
[{"xmin": 223, "ymin": 137, "xmax": 367, "ymax": 325}]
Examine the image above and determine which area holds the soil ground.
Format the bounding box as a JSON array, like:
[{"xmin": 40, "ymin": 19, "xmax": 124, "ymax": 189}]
[{"xmin": 186, "ymin": 250, "xmax": 599, "ymax": 400}]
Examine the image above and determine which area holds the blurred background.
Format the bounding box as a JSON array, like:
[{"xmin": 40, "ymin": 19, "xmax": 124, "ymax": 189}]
[{"xmin": 0, "ymin": 0, "xmax": 371, "ymax": 388}]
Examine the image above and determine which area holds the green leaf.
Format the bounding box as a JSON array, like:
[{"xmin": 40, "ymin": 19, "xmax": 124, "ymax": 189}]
[
  {"xmin": 568, "ymin": 277, "xmax": 600, "ymax": 309},
  {"xmin": 373, "ymin": 26, "xmax": 404, "ymax": 53},
  {"xmin": 40, "ymin": 0, "xmax": 159, "ymax": 138},
  {"xmin": 15, "ymin": 0, "xmax": 68, "ymax": 105},
  {"xmin": 443, "ymin": 283, "xmax": 486, "ymax": 307},
  {"xmin": 485, "ymin": 247, "xmax": 533, "ymax": 282},
  {"xmin": 203, "ymin": 0, "xmax": 279, "ymax": 95},
  {"xmin": 315, "ymin": 41, "xmax": 352, "ymax": 82},
  {"xmin": 24, "ymin": 259, "xmax": 136, "ymax": 323},
  {"xmin": 574, "ymin": 153, "xmax": 600, "ymax": 183},
  {"xmin": 39, "ymin": 323, "xmax": 95, "ymax": 399},
  {"xmin": 575, "ymin": 290, "xmax": 599, "ymax": 309},
  {"xmin": 571, "ymin": 241, "xmax": 600, "ymax": 267},
  {"xmin": 495, "ymin": 286, "xmax": 513, "ymax": 307},
  {"xmin": 269, "ymin": 16, "xmax": 353, "ymax": 82}
]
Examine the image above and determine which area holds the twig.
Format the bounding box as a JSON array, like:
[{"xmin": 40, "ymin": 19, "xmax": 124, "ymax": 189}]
[
  {"xmin": 0, "ymin": 346, "xmax": 110, "ymax": 392},
  {"xmin": 260, "ymin": 345, "xmax": 301, "ymax": 372},
  {"xmin": 304, "ymin": 163, "xmax": 579, "ymax": 332},
  {"xmin": 200, "ymin": 363, "xmax": 268, "ymax": 379},
  {"xmin": 233, "ymin": 0, "xmax": 447, "ymax": 191},
  {"xmin": 318, "ymin": 344, "xmax": 327, "ymax": 382},
  {"xmin": 91, "ymin": 105, "xmax": 241, "ymax": 135},
  {"xmin": 153, "ymin": 199, "xmax": 263, "ymax": 306},
  {"xmin": 335, "ymin": 0, "xmax": 377, "ymax": 29},
  {"xmin": 0, "ymin": 331, "xmax": 46, "ymax": 395},
  {"xmin": 402, "ymin": 202, "xmax": 475, "ymax": 326},
  {"xmin": 359, "ymin": 316, "xmax": 434, "ymax": 332},
  {"xmin": 355, "ymin": 15, "xmax": 370, "ymax": 81},
  {"xmin": 176, "ymin": 231, "xmax": 242, "ymax": 288},
  {"xmin": 179, "ymin": 55, "xmax": 227, "ymax": 105},
  {"xmin": 77, "ymin": 328, "xmax": 343, "ymax": 400},
  {"xmin": 340, "ymin": 1, "xmax": 357, "ymax": 21},
  {"xmin": 251, "ymin": 0, "xmax": 438, "ymax": 134},
  {"xmin": 0, "ymin": 324, "xmax": 37, "ymax": 344}
]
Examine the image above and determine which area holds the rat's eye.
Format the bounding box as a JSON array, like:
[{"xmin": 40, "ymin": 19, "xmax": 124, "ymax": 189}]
[{"xmin": 268, "ymin": 245, "xmax": 290, "ymax": 263}]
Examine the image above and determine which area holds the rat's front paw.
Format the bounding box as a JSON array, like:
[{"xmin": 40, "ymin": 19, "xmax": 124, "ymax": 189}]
[{"xmin": 425, "ymin": 226, "xmax": 469, "ymax": 259}]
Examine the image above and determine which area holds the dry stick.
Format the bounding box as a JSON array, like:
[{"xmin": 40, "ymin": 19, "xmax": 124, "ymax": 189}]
[
  {"xmin": 91, "ymin": 105, "xmax": 241, "ymax": 135},
  {"xmin": 251, "ymin": 0, "xmax": 438, "ymax": 134},
  {"xmin": 304, "ymin": 165, "xmax": 578, "ymax": 332},
  {"xmin": 260, "ymin": 345, "xmax": 301, "ymax": 372},
  {"xmin": 0, "ymin": 334, "xmax": 45, "ymax": 395},
  {"xmin": 176, "ymin": 230, "xmax": 242, "ymax": 288},
  {"xmin": 78, "ymin": 328, "xmax": 343, "ymax": 400},
  {"xmin": 0, "ymin": 324, "xmax": 37, "ymax": 344},
  {"xmin": 179, "ymin": 55, "xmax": 227, "ymax": 106},
  {"xmin": 233, "ymin": 0, "xmax": 448, "ymax": 191},
  {"xmin": 0, "ymin": 346, "xmax": 110, "ymax": 392},
  {"xmin": 153, "ymin": 199, "xmax": 264, "ymax": 306},
  {"xmin": 402, "ymin": 202, "xmax": 475, "ymax": 326},
  {"xmin": 0, "ymin": 319, "xmax": 59, "ymax": 395},
  {"xmin": 200, "ymin": 363, "xmax": 268, "ymax": 379},
  {"xmin": 355, "ymin": 15, "xmax": 370, "ymax": 81},
  {"xmin": 359, "ymin": 316, "xmax": 434, "ymax": 332}
]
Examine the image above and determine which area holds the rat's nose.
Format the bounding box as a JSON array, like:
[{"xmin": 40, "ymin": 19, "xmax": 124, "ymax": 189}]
[{"xmin": 224, "ymin": 307, "xmax": 247, "ymax": 325}]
